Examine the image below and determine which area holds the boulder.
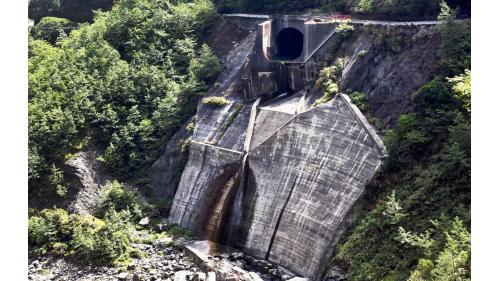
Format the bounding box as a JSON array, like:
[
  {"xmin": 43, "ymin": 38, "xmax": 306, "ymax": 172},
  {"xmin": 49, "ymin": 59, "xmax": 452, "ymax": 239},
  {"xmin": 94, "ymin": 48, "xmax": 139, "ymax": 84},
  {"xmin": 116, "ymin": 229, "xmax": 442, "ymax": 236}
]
[
  {"xmin": 193, "ymin": 272, "xmax": 207, "ymax": 281},
  {"xmin": 116, "ymin": 272, "xmax": 128, "ymax": 280},
  {"xmin": 139, "ymin": 217, "xmax": 150, "ymax": 226},
  {"xmin": 207, "ymin": 272, "xmax": 217, "ymax": 281},
  {"xmin": 174, "ymin": 270, "xmax": 190, "ymax": 281}
]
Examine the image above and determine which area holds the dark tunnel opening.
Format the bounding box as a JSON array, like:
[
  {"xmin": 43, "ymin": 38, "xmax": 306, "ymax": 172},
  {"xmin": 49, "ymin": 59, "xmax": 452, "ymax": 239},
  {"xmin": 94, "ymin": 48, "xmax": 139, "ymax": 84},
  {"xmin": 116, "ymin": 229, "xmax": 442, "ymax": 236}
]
[{"xmin": 274, "ymin": 27, "xmax": 303, "ymax": 61}]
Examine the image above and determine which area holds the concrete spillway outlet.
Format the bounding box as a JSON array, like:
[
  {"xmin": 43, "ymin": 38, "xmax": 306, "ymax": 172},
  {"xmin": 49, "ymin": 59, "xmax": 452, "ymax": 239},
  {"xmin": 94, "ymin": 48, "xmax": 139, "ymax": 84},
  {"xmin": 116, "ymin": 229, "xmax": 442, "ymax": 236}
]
[{"xmin": 274, "ymin": 27, "xmax": 303, "ymax": 61}]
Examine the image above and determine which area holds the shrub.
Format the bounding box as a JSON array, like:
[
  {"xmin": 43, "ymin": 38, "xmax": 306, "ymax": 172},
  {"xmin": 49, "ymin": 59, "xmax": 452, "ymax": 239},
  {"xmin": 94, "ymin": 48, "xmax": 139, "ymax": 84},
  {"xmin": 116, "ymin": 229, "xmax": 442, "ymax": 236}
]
[
  {"xmin": 166, "ymin": 224, "xmax": 192, "ymax": 239},
  {"xmin": 314, "ymin": 59, "xmax": 344, "ymax": 105},
  {"xmin": 48, "ymin": 163, "xmax": 69, "ymax": 198},
  {"xmin": 348, "ymin": 91, "xmax": 369, "ymax": 111},
  {"xmin": 98, "ymin": 181, "xmax": 143, "ymax": 221},
  {"xmin": 448, "ymin": 70, "xmax": 471, "ymax": 113},
  {"xmin": 189, "ymin": 44, "xmax": 223, "ymax": 85},
  {"xmin": 28, "ymin": 208, "xmax": 69, "ymax": 254},
  {"xmin": 337, "ymin": 21, "xmax": 355, "ymax": 39},
  {"xmin": 357, "ymin": 50, "xmax": 368, "ymax": 58},
  {"xmin": 28, "ymin": 208, "xmax": 135, "ymax": 265},
  {"xmin": 202, "ymin": 96, "xmax": 231, "ymax": 107},
  {"xmin": 30, "ymin": 17, "xmax": 78, "ymax": 44}
]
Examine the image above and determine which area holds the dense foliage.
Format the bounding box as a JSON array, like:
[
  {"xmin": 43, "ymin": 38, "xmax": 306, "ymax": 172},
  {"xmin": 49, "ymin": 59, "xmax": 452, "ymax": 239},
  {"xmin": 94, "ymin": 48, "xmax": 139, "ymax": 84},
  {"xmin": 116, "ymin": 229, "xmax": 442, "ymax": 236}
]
[
  {"xmin": 28, "ymin": 0, "xmax": 114, "ymax": 23},
  {"xmin": 28, "ymin": 206, "xmax": 138, "ymax": 265},
  {"xmin": 332, "ymin": 6, "xmax": 471, "ymax": 280},
  {"xmin": 214, "ymin": 0, "xmax": 470, "ymax": 19},
  {"xmin": 29, "ymin": 0, "xmax": 222, "ymax": 199},
  {"xmin": 29, "ymin": 17, "xmax": 79, "ymax": 44}
]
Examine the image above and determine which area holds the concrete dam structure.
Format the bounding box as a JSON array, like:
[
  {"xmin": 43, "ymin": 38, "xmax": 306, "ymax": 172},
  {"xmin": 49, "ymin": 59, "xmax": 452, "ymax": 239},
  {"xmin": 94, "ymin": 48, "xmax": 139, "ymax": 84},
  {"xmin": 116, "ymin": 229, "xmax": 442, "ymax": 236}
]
[{"xmin": 163, "ymin": 14, "xmax": 441, "ymax": 280}]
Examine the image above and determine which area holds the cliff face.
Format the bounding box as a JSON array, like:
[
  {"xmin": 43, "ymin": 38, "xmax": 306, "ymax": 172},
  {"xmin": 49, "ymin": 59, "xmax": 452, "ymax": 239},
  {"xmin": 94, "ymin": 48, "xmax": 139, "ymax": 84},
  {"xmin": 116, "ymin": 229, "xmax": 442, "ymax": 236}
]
[
  {"xmin": 161, "ymin": 16, "xmax": 440, "ymax": 281},
  {"xmin": 333, "ymin": 24, "xmax": 440, "ymax": 124}
]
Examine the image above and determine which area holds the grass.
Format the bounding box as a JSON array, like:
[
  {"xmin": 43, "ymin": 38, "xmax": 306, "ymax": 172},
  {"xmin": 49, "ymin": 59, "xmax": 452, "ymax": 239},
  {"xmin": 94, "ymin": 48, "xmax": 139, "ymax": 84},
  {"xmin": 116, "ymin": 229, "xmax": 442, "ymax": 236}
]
[{"xmin": 202, "ymin": 96, "xmax": 230, "ymax": 107}]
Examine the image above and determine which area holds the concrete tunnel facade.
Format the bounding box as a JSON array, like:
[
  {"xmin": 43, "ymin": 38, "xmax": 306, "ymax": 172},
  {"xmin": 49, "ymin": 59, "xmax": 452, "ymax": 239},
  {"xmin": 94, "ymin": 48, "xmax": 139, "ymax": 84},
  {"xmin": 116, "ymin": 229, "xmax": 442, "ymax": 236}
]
[
  {"xmin": 274, "ymin": 27, "xmax": 304, "ymax": 60},
  {"xmin": 224, "ymin": 14, "xmax": 341, "ymax": 99}
]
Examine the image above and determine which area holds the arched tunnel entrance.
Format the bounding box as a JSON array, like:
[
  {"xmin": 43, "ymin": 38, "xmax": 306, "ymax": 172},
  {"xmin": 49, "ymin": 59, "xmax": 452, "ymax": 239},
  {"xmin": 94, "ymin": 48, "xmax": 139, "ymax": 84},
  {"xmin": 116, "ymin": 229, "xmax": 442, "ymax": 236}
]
[{"xmin": 274, "ymin": 27, "xmax": 303, "ymax": 61}]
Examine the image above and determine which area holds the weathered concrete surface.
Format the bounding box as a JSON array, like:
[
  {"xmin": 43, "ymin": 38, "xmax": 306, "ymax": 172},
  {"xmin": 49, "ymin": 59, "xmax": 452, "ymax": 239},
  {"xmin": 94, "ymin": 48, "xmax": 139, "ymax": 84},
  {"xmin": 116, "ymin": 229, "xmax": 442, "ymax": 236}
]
[
  {"xmin": 235, "ymin": 96, "xmax": 385, "ymax": 279},
  {"xmin": 250, "ymin": 109, "xmax": 293, "ymax": 150},
  {"xmin": 169, "ymin": 142, "xmax": 244, "ymax": 241}
]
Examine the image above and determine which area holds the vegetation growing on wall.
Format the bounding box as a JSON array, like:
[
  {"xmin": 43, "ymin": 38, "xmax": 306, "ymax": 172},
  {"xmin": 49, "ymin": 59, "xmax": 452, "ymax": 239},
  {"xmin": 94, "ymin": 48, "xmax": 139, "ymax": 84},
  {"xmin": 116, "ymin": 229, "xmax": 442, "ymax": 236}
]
[
  {"xmin": 202, "ymin": 96, "xmax": 231, "ymax": 107},
  {"xmin": 332, "ymin": 3, "xmax": 471, "ymax": 280},
  {"xmin": 314, "ymin": 59, "xmax": 344, "ymax": 105},
  {"xmin": 28, "ymin": 0, "xmax": 222, "ymax": 199}
]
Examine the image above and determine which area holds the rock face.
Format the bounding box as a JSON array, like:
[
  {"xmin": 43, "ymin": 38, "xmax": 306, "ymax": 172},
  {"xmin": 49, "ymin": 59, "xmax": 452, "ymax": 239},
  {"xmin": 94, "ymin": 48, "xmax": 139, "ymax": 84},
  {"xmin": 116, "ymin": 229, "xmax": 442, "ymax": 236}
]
[
  {"xmin": 165, "ymin": 16, "xmax": 440, "ymax": 281},
  {"xmin": 149, "ymin": 118, "xmax": 193, "ymax": 199},
  {"xmin": 338, "ymin": 24, "xmax": 440, "ymax": 124},
  {"xmin": 63, "ymin": 148, "xmax": 111, "ymax": 215}
]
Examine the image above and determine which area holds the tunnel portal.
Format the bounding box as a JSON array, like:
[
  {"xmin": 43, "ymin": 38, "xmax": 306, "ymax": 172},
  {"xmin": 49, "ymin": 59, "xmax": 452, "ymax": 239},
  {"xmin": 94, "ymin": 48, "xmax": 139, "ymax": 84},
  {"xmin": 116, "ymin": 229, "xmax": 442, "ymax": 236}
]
[{"xmin": 274, "ymin": 27, "xmax": 303, "ymax": 61}]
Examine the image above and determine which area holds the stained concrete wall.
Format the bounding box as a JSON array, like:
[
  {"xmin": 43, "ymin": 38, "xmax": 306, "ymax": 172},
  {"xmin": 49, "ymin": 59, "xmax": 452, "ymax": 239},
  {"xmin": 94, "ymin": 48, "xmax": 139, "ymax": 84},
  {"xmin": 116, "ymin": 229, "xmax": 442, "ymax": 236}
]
[
  {"xmin": 169, "ymin": 142, "xmax": 244, "ymax": 241},
  {"xmin": 169, "ymin": 94, "xmax": 386, "ymax": 279},
  {"xmin": 236, "ymin": 96, "xmax": 385, "ymax": 279}
]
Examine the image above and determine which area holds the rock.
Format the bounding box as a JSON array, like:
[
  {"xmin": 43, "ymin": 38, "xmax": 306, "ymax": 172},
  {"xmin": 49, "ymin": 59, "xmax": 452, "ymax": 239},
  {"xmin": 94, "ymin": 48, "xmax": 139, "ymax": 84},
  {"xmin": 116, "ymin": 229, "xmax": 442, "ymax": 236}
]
[
  {"xmin": 139, "ymin": 217, "xmax": 150, "ymax": 226},
  {"xmin": 174, "ymin": 270, "xmax": 190, "ymax": 281},
  {"xmin": 116, "ymin": 272, "xmax": 129, "ymax": 280},
  {"xmin": 127, "ymin": 263, "xmax": 136, "ymax": 271},
  {"xmin": 248, "ymin": 272, "xmax": 264, "ymax": 281},
  {"xmin": 62, "ymin": 148, "xmax": 112, "ymax": 215},
  {"xmin": 325, "ymin": 266, "xmax": 347, "ymax": 281},
  {"xmin": 287, "ymin": 278, "xmax": 309, "ymax": 281},
  {"xmin": 132, "ymin": 274, "xmax": 142, "ymax": 281},
  {"xmin": 193, "ymin": 272, "xmax": 206, "ymax": 281},
  {"xmin": 229, "ymin": 252, "xmax": 244, "ymax": 261},
  {"xmin": 207, "ymin": 272, "xmax": 216, "ymax": 281}
]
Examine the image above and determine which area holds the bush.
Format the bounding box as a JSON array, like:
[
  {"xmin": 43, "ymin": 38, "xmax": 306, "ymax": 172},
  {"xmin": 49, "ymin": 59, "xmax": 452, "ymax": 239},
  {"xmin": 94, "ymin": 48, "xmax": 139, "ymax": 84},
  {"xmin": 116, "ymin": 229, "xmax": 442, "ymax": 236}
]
[
  {"xmin": 28, "ymin": 208, "xmax": 135, "ymax": 265},
  {"xmin": 189, "ymin": 44, "xmax": 223, "ymax": 85},
  {"xmin": 28, "ymin": 208, "xmax": 69, "ymax": 254},
  {"xmin": 30, "ymin": 17, "xmax": 78, "ymax": 44},
  {"xmin": 202, "ymin": 96, "xmax": 231, "ymax": 107},
  {"xmin": 348, "ymin": 91, "xmax": 369, "ymax": 111},
  {"xmin": 165, "ymin": 224, "xmax": 192, "ymax": 239},
  {"xmin": 314, "ymin": 58, "xmax": 344, "ymax": 105},
  {"xmin": 98, "ymin": 181, "xmax": 143, "ymax": 221},
  {"xmin": 337, "ymin": 21, "xmax": 355, "ymax": 39},
  {"xmin": 357, "ymin": 50, "xmax": 368, "ymax": 58}
]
